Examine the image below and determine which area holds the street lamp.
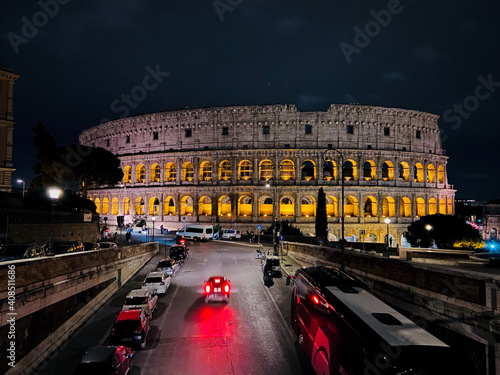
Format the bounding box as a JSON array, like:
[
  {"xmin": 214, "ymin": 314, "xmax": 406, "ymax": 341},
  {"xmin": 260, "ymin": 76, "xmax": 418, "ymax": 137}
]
[
  {"xmin": 385, "ymin": 218, "xmax": 390, "ymax": 249},
  {"xmin": 323, "ymin": 148, "xmax": 345, "ymax": 271},
  {"xmin": 17, "ymin": 179, "xmax": 25, "ymax": 197},
  {"xmin": 425, "ymin": 224, "xmax": 432, "ymax": 248},
  {"xmin": 48, "ymin": 187, "xmax": 61, "ymax": 255},
  {"xmin": 265, "ymin": 176, "xmax": 278, "ymax": 256},
  {"xmin": 152, "ymin": 216, "xmax": 155, "ymax": 242}
]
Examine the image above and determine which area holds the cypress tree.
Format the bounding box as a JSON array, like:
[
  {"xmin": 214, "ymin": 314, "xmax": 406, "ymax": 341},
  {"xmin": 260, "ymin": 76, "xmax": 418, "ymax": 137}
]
[{"xmin": 316, "ymin": 187, "xmax": 328, "ymax": 242}]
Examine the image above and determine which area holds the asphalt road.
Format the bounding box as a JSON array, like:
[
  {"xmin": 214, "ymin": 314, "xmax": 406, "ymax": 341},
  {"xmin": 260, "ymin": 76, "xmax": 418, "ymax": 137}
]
[{"xmin": 33, "ymin": 239, "xmax": 310, "ymax": 375}]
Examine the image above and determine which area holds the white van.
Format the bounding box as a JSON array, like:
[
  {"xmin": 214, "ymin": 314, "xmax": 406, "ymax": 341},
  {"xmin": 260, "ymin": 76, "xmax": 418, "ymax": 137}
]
[
  {"xmin": 221, "ymin": 229, "xmax": 241, "ymax": 240},
  {"xmin": 176, "ymin": 224, "xmax": 214, "ymax": 241}
]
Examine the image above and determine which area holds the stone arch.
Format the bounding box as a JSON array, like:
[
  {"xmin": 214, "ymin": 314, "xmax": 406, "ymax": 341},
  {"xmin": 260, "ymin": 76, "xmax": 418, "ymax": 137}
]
[
  {"xmin": 381, "ymin": 161, "xmax": 394, "ymax": 181},
  {"xmin": 414, "ymin": 163, "xmax": 424, "ymax": 183},
  {"xmin": 301, "ymin": 160, "xmax": 316, "ymax": 181},
  {"xmin": 416, "ymin": 197, "xmax": 425, "ymax": 217},
  {"xmin": 238, "ymin": 195, "xmax": 253, "ymax": 216},
  {"xmin": 438, "ymin": 165, "xmax": 445, "ymax": 183},
  {"xmin": 259, "ymin": 159, "xmax": 274, "ymax": 180},
  {"xmin": 301, "ymin": 196, "xmax": 316, "ymax": 217},
  {"xmin": 182, "ymin": 162, "xmax": 194, "ymax": 182},
  {"xmin": 398, "ymin": 162, "xmax": 410, "ymax": 181},
  {"xmin": 363, "ymin": 160, "xmax": 376, "ymax": 180},
  {"xmin": 102, "ymin": 197, "xmax": 109, "ymax": 214},
  {"xmin": 219, "ymin": 160, "xmax": 232, "ymax": 181},
  {"xmin": 218, "ymin": 195, "xmax": 232, "ymax": 216},
  {"xmin": 259, "ymin": 195, "xmax": 274, "ymax": 217},
  {"xmin": 149, "ymin": 197, "xmax": 160, "ymax": 215},
  {"xmin": 364, "ymin": 233, "xmax": 377, "ymax": 243},
  {"xmin": 180, "ymin": 195, "xmax": 193, "ymax": 216},
  {"xmin": 111, "ymin": 197, "xmax": 119, "ymax": 215},
  {"xmin": 136, "ymin": 164, "xmax": 146, "ymax": 183},
  {"xmin": 150, "ymin": 163, "xmax": 161, "ymax": 182},
  {"xmin": 123, "ymin": 165, "xmax": 132, "ymax": 183},
  {"xmin": 428, "ymin": 197, "xmax": 437, "ymax": 215},
  {"xmin": 122, "ymin": 197, "xmax": 130, "ymax": 215},
  {"xmin": 439, "ymin": 198, "xmax": 446, "ymax": 214},
  {"xmin": 326, "ymin": 196, "xmax": 338, "ymax": 217},
  {"xmin": 95, "ymin": 198, "xmax": 101, "ymax": 214},
  {"xmin": 345, "ymin": 196, "xmax": 358, "ymax": 217},
  {"xmin": 280, "ymin": 159, "xmax": 295, "ymax": 181},
  {"xmin": 199, "ymin": 196, "xmax": 212, "ymax": 216},
  {"xmin": 400, "ymin": 197, "xmax": 411, "ymax": 217},
  {"xmin": 238, "ymin": 160, "xmax": 253, "ymax": 180},
  {"xmin": 165, "ymin": 163, "xmax": 176, "ymax": 182},
  {"xmin": 447, "ymin": 198, "xmax": 453, "ymax": 214},
  {"xmin": 200, "ymin": 161, "xmax": 213, "ymax": 181},
  {"xmin": 427, "ymin": 164, "xmax": 436, "ymax": 183},
  {"xmin": 363, "ymin": 196, "xmax": 377, "ymax": 217},
  {"xmin": 322, "ymin": 159, "xmax": 337, "ymax": 181},
  {"xmin": 344, "ymin": 159, "xmax": 357, "ymax": 181},
  {"xmin": 382, "ymin": 196, "xmax": 396, "ymax": 217},
  {"xmin": 164, "ymin": 196, "xmax": 175, "ymax": 216},
  {"xmin": 135, "ymin": 197, "xmax": 144, "ymax": 215}
]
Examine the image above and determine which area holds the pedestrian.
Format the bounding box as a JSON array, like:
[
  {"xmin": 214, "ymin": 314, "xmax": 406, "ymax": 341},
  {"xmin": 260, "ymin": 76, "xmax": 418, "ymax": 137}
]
[
  {"xmin": 113, "ymin": 232, "xmax": 118, "ymax": 243},
  {"xmin": 250, "ymin": 231, "xmax": 254, "ymax": 243},
  {"xmin": 160, "ymin": 225, "xmax": 164, "ymax": 234}
]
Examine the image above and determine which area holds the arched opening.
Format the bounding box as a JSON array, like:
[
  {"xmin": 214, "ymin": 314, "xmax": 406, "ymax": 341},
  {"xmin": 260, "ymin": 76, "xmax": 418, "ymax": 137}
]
[
  {"xmin": 238, "ymin": 195, "xmax": 253, "ymax": 216},
  {"xmin": 326, "ymin": 196, "xmax": 337, "ymax": 217},
  {"xmin": 322, "ymin": 159, "xmax": 337, "ymax": 181},
  {"xmin": 259, "ymin": 196, "xmax": 273, "ymax": 217},
  {"xmin": 301, "ymin": 160, "xmax": 316, "ymax": 181},
  {"xmin": 136, "ymin": 164, "xmax": 146, "ymax": 183},
  {"xmin": 199, "ymin": 196, "xmax": 212, "ymax": 216},
  {"xmin": 95, "ymin": 198, "xmax": 101, "ymax": 214},
  {"xmin": 438, "ymin": 166, "xmax": 445, "ymax": 183},
  {"xmin": 280, "ymin": 160, "xmax": 295, "ymax": 181},
  {"xmin": 414, "ymin": 163, "xmax": 424, "ymax": 183},
  {"xmin": 398, "ymin": 162, "xmax": 410, "ymax": 181},
  {"xmin": 364, "ymin": 196, "xmax": 377, "ymax": 217},
  {"xmin": 400, "ymin": 197, "xmax": 411, "ymax": 217},
  {"xmin": 345, "ymin": 196, "xmax": 358, "ymax": 217},
  {"xmin": 344, "ymin": 160, "xmax": 357, "ymax": 181},
  {"xmin": 135, "ymin": 197, "xmax": 144, "ymax": 215},
  {"xmin": 416, "ymin": 197, "xmax": 425, "ymax": 217},
  {"xmin": 200, "ymin": 161, "xmax": 213, "ymax": 181},
  {"xmin": 427, "ymin": 164, "xmax": 436, "ymax": 183},
  {"xmin": 165, "ymin": 163, "xmax": 176, "ymax": 182},
  {"xmin": 238, "ymin": 160, "xmax": 252, "ymax": 180},
  {"xmin": 164, "ymin": 196, "xmax": 175, "ymax": 216},
  {"xmin": 259, "ymin": 160, "xmax": 274, "ymax": 180},
  {"xmin": 439, "ymin": 198, "xmax": 446, "ymax": 214},
  {"xmin": 149, "ymin": 197, "xmax": 160, "ymax": 215},
  {"xmin": 123, "ymin": 166, "xmax": 132, "ymax": 183},
  {"xmin": 447, "ymin": 198, "xmax": 453, "ymax": 214},
  {"xmin": 382, "ymin": 161, "xmax": 394, "ymax": 181},
  {"xmin": 363, "ymin": 160, "xmax": 376, "ymax": 180},
  {"xmin": 111, "ymin": 197, "xmax": 119, "ymax": 215},
  {"xmin": 122, "ymin": 197, "xmax": 130, "ymax": 215},
  {"xmin": 102, "ymin": 198, "xmax": 109, "ymax": 214},
  {"xmin": 219, "ymin": 160, "xmax": 232, "ymax": 181},
  {"xmin": 364, "ymin": 233, "xmax": 377, "ymax": 243},
  {"xmin": 429, "ymin": 198, "xmax": 437, "ymax": 215},
  {"xmin": 382, "ymin": 197, "xmax": 396, "ymax": 217},
  {"xmin": 180, "ymin": 196, "xmax": 193, "ymax": 216},
  {"xmin": 218, "ymin": 195, "xmax": 232, "ymax": 216},
  {"xmin": 150, "ymin": 164, "xmax": 160, "ymax": 182},
  {"xmin": 301, "ymin": 196, "xmax": 316, "ymax": 217},
  {"xmin": 182, "ymin": 162, "xmax": 194, "ymax": 182},
  {"xmin": 280, "ymin": 196, "xmax": 294, "ymax": 217}
]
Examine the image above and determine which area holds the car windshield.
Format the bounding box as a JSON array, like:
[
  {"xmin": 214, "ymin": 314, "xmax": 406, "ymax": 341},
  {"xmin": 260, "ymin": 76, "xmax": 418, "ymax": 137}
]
[
  {"xmin": 145, "ymin": 277, "xmax": 162, "ymax": 284},
  {"xmin": 157, "ymin": 261, "xmax": 172, "ymax": 268},
  {"xmin": 124, "ymin": 297, "xmax": 146, "ymax": 305},
  {"xmin": 74, "ymin": 363, "xmax": 113, "ymax": 375},
  {"xmin": 2, "ymin": 245, "xmax": 28, "ymax": 256},
  {"xmin": 113, "ymin": 320, "xmax": 141, "ymax": 333}
]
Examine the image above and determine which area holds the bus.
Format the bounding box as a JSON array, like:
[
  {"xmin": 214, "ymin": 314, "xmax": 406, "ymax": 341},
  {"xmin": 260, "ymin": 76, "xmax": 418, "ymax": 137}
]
[
  {"xmin": 288, "ymin": 266, "xmax": 476, "ymax": 375},
  {"xmin": 175, "ymin": 224, "xmax": 214, "ymax": 241}
]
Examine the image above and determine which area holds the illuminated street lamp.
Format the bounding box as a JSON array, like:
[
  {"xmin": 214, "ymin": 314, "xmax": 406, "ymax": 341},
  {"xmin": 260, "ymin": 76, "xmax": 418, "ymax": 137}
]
[
  {"xmin": 384, "ymin": 218, "xmax": 390, "ymax": 248},
  {"xmin": 323, "ymin": 148, "xmax": 345, "ymax": 271},
  {"xmin": 425, "ymin": 224, "xmax": 432, "ymax": 248},
  {"xmin": 265, "ymin": 176, "xmax": 278, "ymax": 256},
  {"xmin": 48, "ymin": 187, "xmax": 62, "ymax": 255},
  {"xmin": 17, "ymin": 178, "xmax": 25, "ymax": 197}
]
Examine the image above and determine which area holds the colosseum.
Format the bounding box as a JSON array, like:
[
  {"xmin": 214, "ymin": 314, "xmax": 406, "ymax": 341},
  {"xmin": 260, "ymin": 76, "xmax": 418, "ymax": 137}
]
[{"xmin": 79, "ymin": 104, "xmax": 455, "ymax": 246}]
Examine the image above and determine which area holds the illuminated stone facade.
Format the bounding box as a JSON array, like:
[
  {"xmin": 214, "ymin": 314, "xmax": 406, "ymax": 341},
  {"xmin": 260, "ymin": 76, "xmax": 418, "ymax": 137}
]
[
  {"xmin": 79, "ymin": 104, "xmax": 456, "ymax": 245},
  {"xmin": 0, "ymin": 64, "xmax": 19, "ymax": 193}
]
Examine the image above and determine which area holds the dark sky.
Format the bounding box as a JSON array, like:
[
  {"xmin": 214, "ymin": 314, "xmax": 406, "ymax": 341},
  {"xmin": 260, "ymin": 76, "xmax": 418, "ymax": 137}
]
[{"xmin": 1, "ymin": 0, "xmax": 499, "ymax": 201}]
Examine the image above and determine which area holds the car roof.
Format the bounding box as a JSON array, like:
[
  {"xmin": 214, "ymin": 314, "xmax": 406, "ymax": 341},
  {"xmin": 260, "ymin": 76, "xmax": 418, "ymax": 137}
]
[
  {"xmin": 126, "ymin": 289, "xmax": 151, "ymax": 297},
  {"xmin": 208, "ymin": 276, "xmax": 227, "ymax": 282},
  {"xmin": 146, "ymin": 271, "xmax": 166, "ymax": 277},
  {"xmin": 116, "ymin": 310, "xmax": 142, "ymax": 321},
  {"xmin": 80, "ymin": 346, "xmax": 118, "ymax": 363},
  {"xmin": 158, "ymin": 258, "xmax": 174, "ymax": 262}
]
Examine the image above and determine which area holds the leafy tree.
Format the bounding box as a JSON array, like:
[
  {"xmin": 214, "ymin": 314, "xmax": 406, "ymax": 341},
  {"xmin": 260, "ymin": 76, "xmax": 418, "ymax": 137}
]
[
  {"xmin": 315, "ymin": 187, "xmax": 328, "ymax": 241},
  {"xmin": 404, "ymin": 214, "xmax": 483, "ymax": 249},
  {"xmin": 264, "ymin": 220, "xmax": 303, "ymax": 236}
]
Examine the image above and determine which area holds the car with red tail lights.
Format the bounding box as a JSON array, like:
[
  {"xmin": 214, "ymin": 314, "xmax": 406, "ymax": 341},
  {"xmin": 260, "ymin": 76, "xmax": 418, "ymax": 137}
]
[
  {"xmin": 204, "ymin": 276, "xmax": 230, "ymax": 303},
  {"xmin": 142, "ymin": 271, "xmax": 170, "ymax": 295}
]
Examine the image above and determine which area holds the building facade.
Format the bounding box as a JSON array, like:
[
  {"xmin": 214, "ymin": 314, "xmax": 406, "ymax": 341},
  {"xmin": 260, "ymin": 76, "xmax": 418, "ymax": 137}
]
[
  {"xmin": 79, "ymin": 104, "xmax": 456, "ymax": 245},
  {"xmin": 483, "ymin": 199, "xmax": 500, "ymax": 242},
  {"xmin": 0, "ymin": 64, "xmax": 19, "ymax": 193}
]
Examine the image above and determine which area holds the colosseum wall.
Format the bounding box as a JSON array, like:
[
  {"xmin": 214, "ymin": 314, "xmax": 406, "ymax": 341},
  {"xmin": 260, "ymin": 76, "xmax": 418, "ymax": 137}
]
[{"xmin": 79, "ymin": 104, "xmax": 455, "ymax": 245}]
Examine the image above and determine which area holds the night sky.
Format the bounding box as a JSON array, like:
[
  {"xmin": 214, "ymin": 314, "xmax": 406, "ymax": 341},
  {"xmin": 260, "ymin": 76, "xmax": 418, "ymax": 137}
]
[{"xmin": 1, "ymin": 1, "xmax": 499, "ymax": 201}]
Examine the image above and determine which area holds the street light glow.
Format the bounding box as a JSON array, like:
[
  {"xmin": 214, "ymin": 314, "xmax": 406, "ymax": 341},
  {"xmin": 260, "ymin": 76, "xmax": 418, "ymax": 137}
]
[
  {"xmin": 384, "ymin": 218, "xmax": 390, "ymax": 224},
  {"xmin": 425, "ymin": 224, "xmax": 432, "ymax": 231},
  {"xmin": 48, "ymin": 187, "xmax": 61, "ymax": 200}
]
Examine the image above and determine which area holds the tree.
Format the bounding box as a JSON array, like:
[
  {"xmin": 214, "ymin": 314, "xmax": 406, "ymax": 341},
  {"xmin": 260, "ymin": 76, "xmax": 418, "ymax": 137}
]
[
  {"xmin": 404, "ymin": 214, "xmax": 483, "ymax": 249},
  {"xmin": 315, "ymin": 187, "xmax": 328, "ymax": 241},
  {"xmin": 264, "ymin": 220, "xmax": 303, "ymax": 236}
]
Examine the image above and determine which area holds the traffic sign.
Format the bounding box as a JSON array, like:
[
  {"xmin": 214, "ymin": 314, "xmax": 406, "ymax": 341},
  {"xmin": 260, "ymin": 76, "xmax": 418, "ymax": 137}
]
[
  {"xmin": 279, "ymin": 235, "xmax": 284, "ymax": 242},
  {"xmin": 257, "ymin": 224, "xmax": 262, "ymax": 230}
]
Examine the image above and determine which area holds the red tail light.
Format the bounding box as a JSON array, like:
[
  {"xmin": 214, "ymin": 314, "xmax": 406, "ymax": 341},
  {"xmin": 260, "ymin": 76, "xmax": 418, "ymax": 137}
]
[
  {"xmin": 142, "ymin": 282, "xmax": 146, "ymax": 286},
  {"xmin": 160, "ymin": 282, "xmax": 165, "ymax": 285},
  {"xmin": 214, "ymin": 278, "xmax": 221, "ymax": 284},
  {"xmin": 137, "ymin": 326, "xmax": 144, "ymax": 333},
  {"xmin": 312, "ymin": 295, "xmax": 320, "ymax": 304},
  {"xmin": 223, "ymin": 283, "xmax": 230, "ymax": 294},
  {"xmin": 205, "ymin": 284, "xmax": 211, "ymax": 294}
]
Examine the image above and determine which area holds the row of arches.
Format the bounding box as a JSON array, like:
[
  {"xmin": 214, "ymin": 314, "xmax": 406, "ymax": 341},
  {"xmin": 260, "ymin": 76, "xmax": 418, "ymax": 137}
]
[
  {"xmin": 123, "ymin": 159, "xmax": 446, "ymax": 184},
  {"xmin": 93, "ymin": 195, "xmax": 453, "ymax": 218}
]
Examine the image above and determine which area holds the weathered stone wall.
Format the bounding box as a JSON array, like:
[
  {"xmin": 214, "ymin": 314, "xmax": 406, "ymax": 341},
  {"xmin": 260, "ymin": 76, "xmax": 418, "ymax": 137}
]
[{"xmin": 7, "ymin": 222, "xmax": 101, "ymax": 245}]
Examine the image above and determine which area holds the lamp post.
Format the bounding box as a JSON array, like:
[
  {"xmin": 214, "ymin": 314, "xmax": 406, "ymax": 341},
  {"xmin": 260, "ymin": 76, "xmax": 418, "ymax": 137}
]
[
  {"xmin": 17, "ymin": 179, "xmax": 25, "ymax": 197},
  {"xmin": 265, "ymin": 176, "xmax": 278, "ymax": 256},
  {"xmin": 385, "ymin": 218, "xmax": 390, "ymax": 250},
  {"xmin": 323, "ymin": 148, "xmax": 345, "ymax": 271},
  {"xmin": 152, "ymin": 216, "xmax": 155, "ymax": 242},
  {"xmin": 48, "ymin": 187, "xmax": 61, "ymax": 255},
  {"xmin": 425, "ymin": 224, "xmax": 432, "ymax": 248}
]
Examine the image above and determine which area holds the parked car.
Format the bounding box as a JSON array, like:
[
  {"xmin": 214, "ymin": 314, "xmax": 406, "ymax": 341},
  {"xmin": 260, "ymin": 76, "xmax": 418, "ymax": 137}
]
[
  {"xmin": 156, "ymin": 258, "xmax": 180, "ymax": 277},
  {"xmin": 109, "ymin": 309, "xmax": 150, "ymax": 349},
  {"xmin": 169, "ymin": 244, "xmax": 189, "ymax": 263},
  {"xmin": 261, "ymin": 254, "xmax": 282, "ymax": 278},
  {"xmin": 98, "ymin": 242, "xmax": 118, "ymax": 249},
  {"xmin": 44, "ymin": 240, "xmax": 84, "ymax": 255},
  {"xmin": 221, "ymin": 229, "xmax": 241, "ymax": 240},
  {"xmin": 122, "ymin": 288, "xmax": 158, "ymax": 316},
  {"xmin": 74, "ymin": 345, "xmax": 134, "ymax": 375},
  {"xmin": 0, "ymin": 243, "xmax": 45, "ymax": 262},
  {"xmin": 83, "ymin": 242, "xmax": 101, "ymax": 251},
  {"xmin": 142, "ymin": 271, "xmax": 171, "ymax": 295}
]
